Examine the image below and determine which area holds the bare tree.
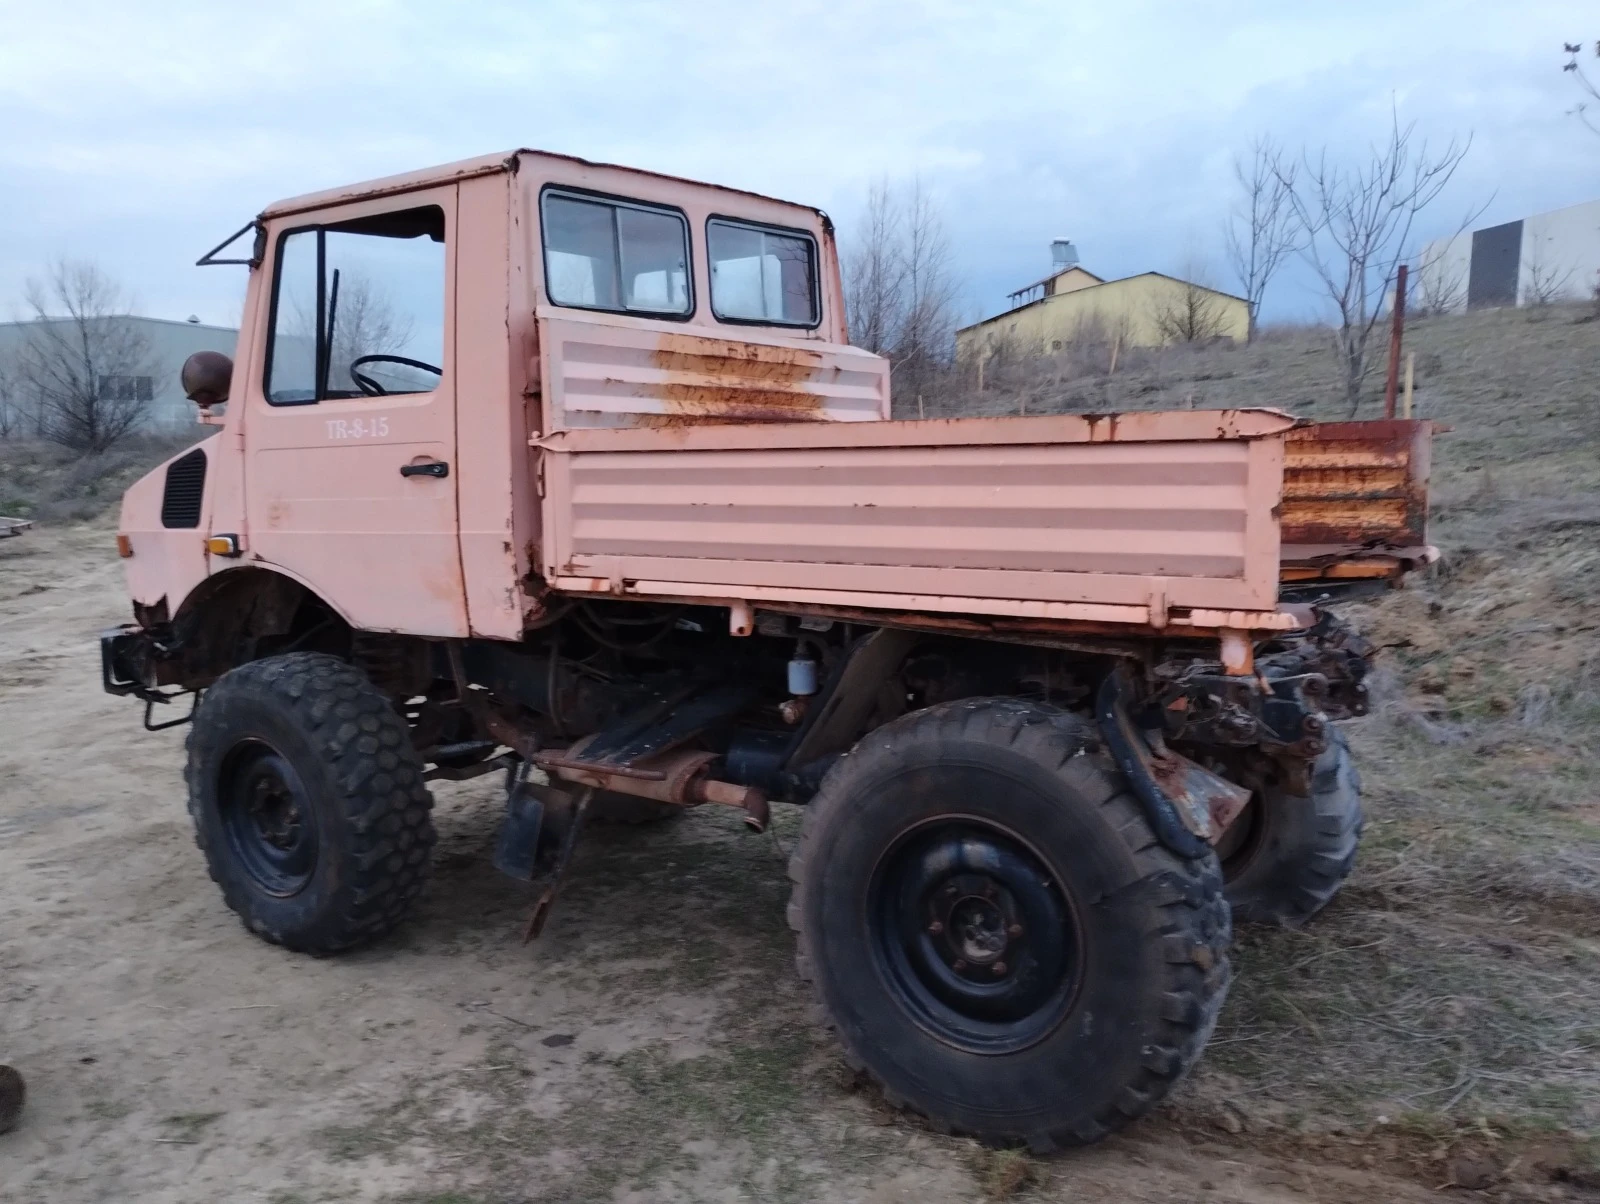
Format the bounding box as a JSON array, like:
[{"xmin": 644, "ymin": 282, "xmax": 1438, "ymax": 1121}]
[
  {"xmin": 0, "ymin": 359, "xmax": 22, "ymax": 439},
  {"xmin": 15, "ymin": 261, "xmax": 155, "ymax": 452},
  {"xmin": 289, "ymin": 270, "xmax": 417, "ymax": 393},
  {"xmin": 1412, "ymin": 239, "xmax": 1467, "ymax": 316},
  {"xmin": 1153, "ymin": 263, "xmax": 1230, "ymax": 344},
  {"xmin": 1224, "ymin": 137, "xmax": 1299, "ymax": 340},
  {"xmin": 1523, "ymin": 238, "xmax": 1576, "ymax": 308},
  {"xmin": 843, "ymin": 180, "xmax": 906, "ymax": 357},
  {"xmin": 1564, "ymin": 40, "xmax": 1600, "ymax": 136},
  {"xmin": 1278, "ymin": 112, "xmax": 1476, "ymax": 416},
  {"xmin": 895, "ymin": 180, "xmax": 961, "ymax": 398},
  {"xmin": 842, "ymin": 177, "xmax": 960, "ymax": 404}
]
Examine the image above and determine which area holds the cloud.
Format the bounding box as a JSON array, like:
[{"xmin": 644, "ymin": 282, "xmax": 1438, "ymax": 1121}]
[{"xmin": 1, "ymin": 0, "xmax": 1595, "ymax": 327}]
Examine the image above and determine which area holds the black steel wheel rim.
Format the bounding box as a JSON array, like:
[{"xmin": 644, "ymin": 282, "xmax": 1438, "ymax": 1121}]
[
  {"xmin": 869, "ymin": 817, "xmax": 1081, "ymax": 1054},
  {"xmin": 218, "ymin": 739, "xmax": 319, "ymax": 896}
]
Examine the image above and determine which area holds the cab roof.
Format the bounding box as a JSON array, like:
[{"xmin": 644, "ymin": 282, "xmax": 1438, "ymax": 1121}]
[{"xmin": 260, "ymin": 148, "xmax": 829, "ymax": 226}]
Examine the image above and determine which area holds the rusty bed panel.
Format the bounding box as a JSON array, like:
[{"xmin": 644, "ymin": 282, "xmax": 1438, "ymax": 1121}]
[
  {"xmin": 539, "ymin": 414, "xmax": 1291, "ymax": 617},
  {"xmin": 540, "ymin": 316, "xmax": 889, "ymax": 428},
  {"xmin": 1280, "ymin": 420, "xmax": 1432, "ymax": 550}
]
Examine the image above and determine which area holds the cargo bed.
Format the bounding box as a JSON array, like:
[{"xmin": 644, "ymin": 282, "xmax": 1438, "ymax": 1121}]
[
  {"xmin": 535, "ymin": 409, "xmax": 1433, "ymax": 636},
  {"xmin": 535, "ymin": 410, "xmax": 1435, "ymax": 634}
]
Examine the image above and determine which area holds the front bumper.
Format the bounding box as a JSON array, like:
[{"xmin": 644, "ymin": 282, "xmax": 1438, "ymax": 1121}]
[
  {"xmin": 101, "ymin": 625, "xmax": 156, "ymax": 699},
  {"xmin": 101, "ymin": 626, "xmax": 196, "ymax": 730}
]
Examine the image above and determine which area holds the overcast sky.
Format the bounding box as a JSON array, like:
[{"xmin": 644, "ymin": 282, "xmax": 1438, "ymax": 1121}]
[{"xmin": 1, "ymin": 0, "xmax": 1596, "ymax": 331}]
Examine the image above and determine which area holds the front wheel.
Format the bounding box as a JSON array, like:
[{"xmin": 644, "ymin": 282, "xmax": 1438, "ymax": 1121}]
[
  {"xmin": 185, "ymin": 653, "xmax": 436, "ymax": 953},
  {"xmin": 787, "ymin": 699, "xmax": 1231, "ymax": 1149}
]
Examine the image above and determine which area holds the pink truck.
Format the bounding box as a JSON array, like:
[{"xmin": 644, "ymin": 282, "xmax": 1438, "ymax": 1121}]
[{"xmin": 103, "ymin": 150, "xmax": 1434, "ymax": 1150}]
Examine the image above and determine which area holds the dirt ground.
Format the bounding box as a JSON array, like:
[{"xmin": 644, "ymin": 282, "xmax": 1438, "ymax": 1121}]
[{"xmin": 2, "ymin": 306, "xmax": 1598, "ymax": 1202}]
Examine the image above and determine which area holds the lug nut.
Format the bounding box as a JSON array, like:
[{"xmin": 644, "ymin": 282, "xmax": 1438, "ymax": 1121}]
[
  {"xmin": 993, "ymin": 961, "xmax": 1007, "ymax": 976},
  {"xmin": 952, "ymin": 959, "xmax": 967, "ymax": 972}
]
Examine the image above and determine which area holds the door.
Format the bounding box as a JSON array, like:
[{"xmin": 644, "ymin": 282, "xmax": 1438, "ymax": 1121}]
[{"xmin": 243, "ymin": 187, "xmax": 467, "ymax": 636}]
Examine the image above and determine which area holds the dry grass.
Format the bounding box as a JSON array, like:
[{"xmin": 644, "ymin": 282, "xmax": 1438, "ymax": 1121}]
[{"xmin": 0, "ymin": 432, "xmax": 201, "ymax": 523}]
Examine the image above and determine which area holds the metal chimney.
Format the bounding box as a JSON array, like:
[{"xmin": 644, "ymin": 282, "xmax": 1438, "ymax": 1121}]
[{"xmin": 1050, "ymin": 239, "xmax": 1078, "ymax": 271}]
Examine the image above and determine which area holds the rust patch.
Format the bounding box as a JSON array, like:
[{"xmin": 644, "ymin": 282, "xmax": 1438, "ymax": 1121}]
[
  {"xmin": 1281, "ymin": 420, "xmax": 1431, "ymax": 547},
  {"xmin": 644, "ymin": 332, "xmax": 829, "ymax": 426}
]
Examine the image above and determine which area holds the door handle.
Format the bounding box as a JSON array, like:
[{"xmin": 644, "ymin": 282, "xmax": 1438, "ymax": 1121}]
[{"xmin": 400, "ymin": 460, "xmax": 449, "ymax": 479}]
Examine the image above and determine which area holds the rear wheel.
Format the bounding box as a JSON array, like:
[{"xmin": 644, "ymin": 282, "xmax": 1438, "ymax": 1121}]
[
  {"xmin": 186, "ymin": 653, "xmax": 436, "ymax": 953},
  {"xmin": 1220, "ymin": 728, "xmax": 1363, "ymax": 926},
  {"xmin": 788, "ymin": 698, "xmax": 1230, "ymax": 1149}
]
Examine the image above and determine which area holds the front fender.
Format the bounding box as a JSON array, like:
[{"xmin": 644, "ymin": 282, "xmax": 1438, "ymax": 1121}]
[{"xmin": 119, "ymin": 435, "xmax": 219, "ymax": 613}]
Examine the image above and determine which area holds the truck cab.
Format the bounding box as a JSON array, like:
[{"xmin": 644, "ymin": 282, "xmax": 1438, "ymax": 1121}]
[{"xmin": 117, "ymin": 149, "xmax": 887, "ymax": 647}]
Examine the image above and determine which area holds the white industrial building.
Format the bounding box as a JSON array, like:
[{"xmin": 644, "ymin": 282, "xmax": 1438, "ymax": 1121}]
[
  {"xmin": 1416, "ymin": 198, "xmax": 1600, "ymax": 312},
  {"xmin": 0, "ymin": 315, "xmax": 237, "ymax": 434}
]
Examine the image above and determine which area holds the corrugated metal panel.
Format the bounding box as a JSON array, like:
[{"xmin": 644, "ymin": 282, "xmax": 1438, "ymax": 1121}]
[
  {"xmin": 542, "ymin": 424, "xmax": 1286, "ymax": 614},
  {"xmin": 1281, "ymin": 420, "xmax": 1431, "ymax": 548},
  {"xmin": 542, "ymin": 316, "xmax": 888, "ymax": 428}
]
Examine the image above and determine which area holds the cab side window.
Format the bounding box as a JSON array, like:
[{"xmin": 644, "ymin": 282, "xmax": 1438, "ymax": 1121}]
[
  {"xmin": 265, "ymin": 206, "xmax": 446, "ymax": 404},
  {"xmin": 707, "ymin": 219, "xmax": 818, "ymax": 326},
  {"xmin": 540, "ymin": 190, "xmax": 691, "ymax": 317}
]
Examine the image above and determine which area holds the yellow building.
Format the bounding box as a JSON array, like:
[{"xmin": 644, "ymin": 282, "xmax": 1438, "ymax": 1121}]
[{"xmin": 956, "ymin": 243, "xmax": 1249, "ymax": 361}]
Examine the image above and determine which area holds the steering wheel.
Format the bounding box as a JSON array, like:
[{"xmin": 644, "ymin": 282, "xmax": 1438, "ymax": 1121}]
[{"xmin": 349, "ymin": 354, "xmax": 443, "ymax": 397}]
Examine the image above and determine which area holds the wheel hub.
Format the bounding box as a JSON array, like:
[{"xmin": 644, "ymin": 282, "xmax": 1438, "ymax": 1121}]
[
  {"xmin": 931, "ymin": 877, "xmax": 1020, "ymax": 975},
  {"xmin": 872, "ymin": 821, "xmax": 1081, "ymax": 1054},
  {"xmin": 249, "ymin": 776, "xmax": 302, "ymax": 848},
  {"xmin": 219, "ymin": 740, "xmax": 319, "ymax": 896}
]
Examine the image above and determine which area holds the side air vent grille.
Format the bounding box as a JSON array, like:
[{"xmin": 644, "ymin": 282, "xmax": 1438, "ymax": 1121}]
[{"xmin": 160, "ymin": 448, "xmax": 207, "ymax": 529}]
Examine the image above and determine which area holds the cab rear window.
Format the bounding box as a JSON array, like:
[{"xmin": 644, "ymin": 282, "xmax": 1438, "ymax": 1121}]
[
  {"xmin": 540, "ymin": 190, "xmax": 691, "ymax": 317},
  {"xmin": 707, "ymin": 219, "xmax": 818, "ymax": 326}
]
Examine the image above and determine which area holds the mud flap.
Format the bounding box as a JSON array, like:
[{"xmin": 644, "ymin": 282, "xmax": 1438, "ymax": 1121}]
[
  {"xmin": 493, "ymin": 766, "xmax": 584, "ymax": 882},
  {"xmin": 492, "ymin": 765, "xmax": 596, "ymax": 941},
  {"xmin": 492, "ymin": 764, "xmax": 548, "ymax": 881}
]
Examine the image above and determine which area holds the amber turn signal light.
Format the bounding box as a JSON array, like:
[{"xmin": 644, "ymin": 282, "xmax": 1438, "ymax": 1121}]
[
  {"xmin": 115, "ymin": 534, "xmax": 133, "ymax": 558},
  {"xmin": 206, "ymin": 534, "xmax": 243, "ymax": 557}
]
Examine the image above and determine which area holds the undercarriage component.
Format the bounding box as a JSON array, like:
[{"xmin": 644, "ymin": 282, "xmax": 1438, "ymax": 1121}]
[
  {"xmin": 1095, "ymin": 668, "xmax": 1248, "ymax": 857},
  {"xmin": 493, "ymin": 763, "xmax": 564, "ymax": 881},
  {"xmin": 524, "ymin": 785, "xmax": 595, "ymax": 941},
  {"xmin": 539, "ymin": 747, "xmax": 769, "ymax": 832}
]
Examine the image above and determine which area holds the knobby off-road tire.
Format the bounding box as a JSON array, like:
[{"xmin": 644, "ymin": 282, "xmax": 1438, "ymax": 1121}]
[
  {"xmin": 186, "ymin": 653, "xmax": 436, "ymax": 954},
  {"xmin": 1221, "ymin": 727, "xmax": 1363, "ymax": 927},
  {"xmin": 787, "ymin": 698, "xmax": 1231, "ymax": 1150}
]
